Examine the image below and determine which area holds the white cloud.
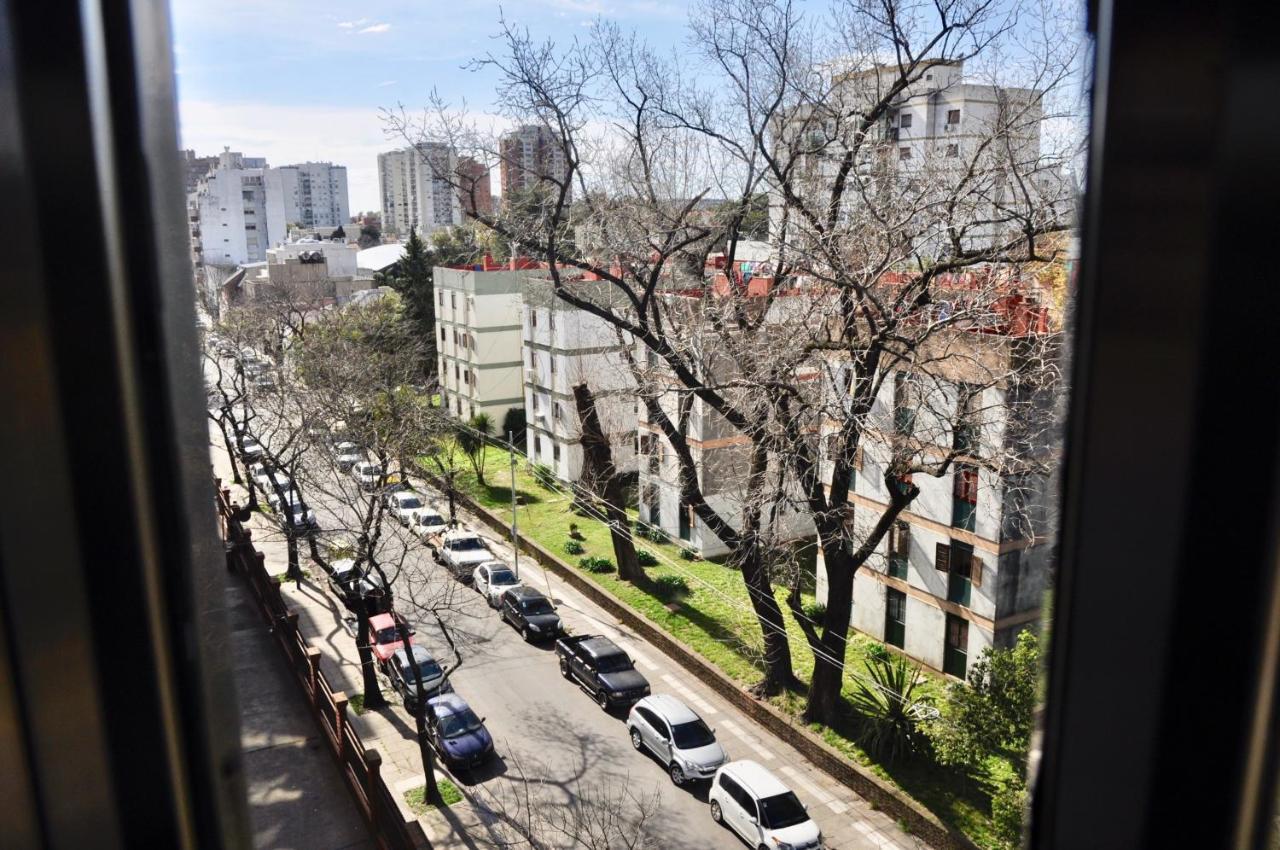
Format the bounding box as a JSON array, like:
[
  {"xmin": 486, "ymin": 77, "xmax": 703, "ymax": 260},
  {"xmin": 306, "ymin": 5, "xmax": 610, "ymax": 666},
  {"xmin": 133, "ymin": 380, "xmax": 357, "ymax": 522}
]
[
  {"xmin": 357, "ymin": 22, "xmax": 391, "ymax": 34},
  {"xmin": 337, "ymin": 18, "xmax": 367, "ymax": 29},
  {"xmin": 377, "ymin": 80, "xmax": 398, "ymax": 87}
]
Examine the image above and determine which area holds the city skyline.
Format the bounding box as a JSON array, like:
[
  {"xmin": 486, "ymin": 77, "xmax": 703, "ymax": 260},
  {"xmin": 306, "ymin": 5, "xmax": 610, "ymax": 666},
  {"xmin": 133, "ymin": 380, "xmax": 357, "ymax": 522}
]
[{"xmin": 171, "ymin": 0, "xmax": 693, "ymax": 212}]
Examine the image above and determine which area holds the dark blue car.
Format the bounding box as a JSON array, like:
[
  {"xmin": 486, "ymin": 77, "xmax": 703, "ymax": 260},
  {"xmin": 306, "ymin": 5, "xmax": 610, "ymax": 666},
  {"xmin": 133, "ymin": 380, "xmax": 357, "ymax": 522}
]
[{"xmin": 427, "ymin": 693, "xmax": 494, "ymax": 770}]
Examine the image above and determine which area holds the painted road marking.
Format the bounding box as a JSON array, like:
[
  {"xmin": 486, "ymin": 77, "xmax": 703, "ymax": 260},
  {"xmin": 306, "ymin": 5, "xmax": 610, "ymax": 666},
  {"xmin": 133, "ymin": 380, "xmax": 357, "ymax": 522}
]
[
  {"xmin": 718, "ymin": 718, "xmax": 775, "ymax": 761},
  {"xmin": 660, "ymin": 674, "xmax": 719, "ymax": 716}
]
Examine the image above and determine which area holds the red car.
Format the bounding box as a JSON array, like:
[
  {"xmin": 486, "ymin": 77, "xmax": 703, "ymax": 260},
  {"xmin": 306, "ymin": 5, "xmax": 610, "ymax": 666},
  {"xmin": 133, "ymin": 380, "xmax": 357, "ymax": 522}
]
[{"xmin": 367, "ymin": 612, "xmax": 413, "ymax": 667}]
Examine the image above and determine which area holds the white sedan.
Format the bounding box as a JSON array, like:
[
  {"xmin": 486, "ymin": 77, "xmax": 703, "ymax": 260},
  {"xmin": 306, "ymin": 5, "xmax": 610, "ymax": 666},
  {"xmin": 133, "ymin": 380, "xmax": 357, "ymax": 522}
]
[
  {"xmin": 473, "ymin": 561, "xmax": 521, "ymax": 607},
  {"xmin": 410, "ymin": 509, "xmax": 448, "ymax": 543},
  {"xmin": 387, "ymin": 490, "xmax": 426, "ymax": 526}
]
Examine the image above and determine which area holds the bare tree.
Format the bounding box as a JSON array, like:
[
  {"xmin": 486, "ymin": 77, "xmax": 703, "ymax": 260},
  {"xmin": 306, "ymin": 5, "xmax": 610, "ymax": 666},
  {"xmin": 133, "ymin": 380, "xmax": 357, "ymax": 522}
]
[{"xmin": 387, "ymin": 0, "xmax": 1078, "ymax": 721}]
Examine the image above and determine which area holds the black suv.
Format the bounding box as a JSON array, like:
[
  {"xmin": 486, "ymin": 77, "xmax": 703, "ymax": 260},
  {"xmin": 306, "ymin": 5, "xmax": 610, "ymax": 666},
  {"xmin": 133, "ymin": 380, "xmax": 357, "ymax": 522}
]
[{"xmin": 499, "ymin": 586, "xmax": 562, "ymax": 642}]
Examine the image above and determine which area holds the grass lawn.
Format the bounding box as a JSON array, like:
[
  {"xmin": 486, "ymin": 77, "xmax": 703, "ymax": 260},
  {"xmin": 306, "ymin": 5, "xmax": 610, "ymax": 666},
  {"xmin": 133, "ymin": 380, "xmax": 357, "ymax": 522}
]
[
  {"xmin": 405, "ymin": 778, "xmax": 463, "ymax": 815},
  {"xmin": 430, "ymin": 442, "xmax": 1011, "ymax": 848}
]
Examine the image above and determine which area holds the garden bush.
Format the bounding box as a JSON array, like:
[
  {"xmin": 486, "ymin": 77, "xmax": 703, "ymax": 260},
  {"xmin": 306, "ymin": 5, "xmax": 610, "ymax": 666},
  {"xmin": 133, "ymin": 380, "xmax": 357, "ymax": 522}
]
[
  {"xmin": 636, "ymin": 523, "xmax": 668, "ymax": 544},
  {"xmin": 636, "ymin": 549, "xmax": 659, "ymax": 566},
  {"xmin": 579, "ymin": 556, "xmax": 615, "ymax": 574},
  {"xmin": 653, "ymin": 574, "xmax": 690, "ymax": 599},
  {"xmin": 679, "ymin": 547, "xmax": 699, "ymax": 561},
  {"xmin": 802, "ymin": 599, "xmax": 827, "ymax": 623},
  {"xmin": 563, "ymin": 539, "xmax": 585, "ymax": 555}
]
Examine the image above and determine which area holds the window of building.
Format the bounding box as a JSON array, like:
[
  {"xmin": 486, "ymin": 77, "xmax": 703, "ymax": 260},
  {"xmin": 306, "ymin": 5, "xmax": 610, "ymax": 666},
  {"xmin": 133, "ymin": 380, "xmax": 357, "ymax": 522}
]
[
  {"xmin": 550, "ymin": 355, "xmax": 557, "ymax": 375},
  {"xmin": 899, "ymin": 147, "xmax": 912, "ymax": 159},
  {"xmin": 893, "ymin": 372, "xmax": 916, "ymax": 436},
  {"xmin": 549, "ymin": 311, "xmax": 555, "ymax": 330},
  {"xmin": 946, "ymin": 144, "xmax": 960, "ymax": 158},
  {"xmin": 947, "ymin": 108, "xmax": 961, "ymax": 125},
  {"xmin": 888, "ymin": 520, "xmax": 910, "ymax": 579},
  {"xmin": 438, "ymin": 290, "xmax": 444, "ymax": 306},
  {"xmin": 451, "ymin": 292, "xmax": 456, "ymax": 309},
  {"xmin": 553, "ymin": 444, "xmax": 561, "ymax": 463},
  {"xmin": 553, "ymin": 403, "xmax": 561, "ymax": 421},
  {"xmin": 944, "ymin": 613, "xmax": 969, "ymax": 678},
  {"xmin": 533, "ymin": 435, "xmax": 542, "ymax": 455},
  {"xmin": 678, "ymin": 497, "xmax": 692, "ymax": 541},
  {"xmin": 947, "ymin": 540, "xmax": 976, "ymax": 606},
  {"xmin": 899, "ymin": 113, "xmax": 913, "ymax": 129},
  {"xmin": 440, "ymin": 327, "xmax": 446, "ymax": 342},
  {"xmin": 884, "ymin": 588, "xmax": 906, "ymax": 648},
  {"xmin": 952, "ymin": 465, "xmax": 978, "ymax": 531},
  {"xmin": 531, "ymin": 310, "xmax": 537, "ymax": 328}
]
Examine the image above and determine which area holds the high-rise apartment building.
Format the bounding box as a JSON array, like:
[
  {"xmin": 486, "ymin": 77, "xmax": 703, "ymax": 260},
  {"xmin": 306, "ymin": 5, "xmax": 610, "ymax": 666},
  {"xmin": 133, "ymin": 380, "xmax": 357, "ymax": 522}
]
[
  {"xmin": 378, "ymin": 145, "xmax": 463, "ymax": 238},
  {"xmin": 455, "ymin": 156, "xmax": 493, "ymax": 218},
  {"xmin": 498, "ymin": 124, "xmax": 570, "ymax": 203},
  {"xmin": 194, "ymin": 149, "xmax": 272, "ymax": 266},
  {"xmin": 264, "ymin": 162, "xmax": 350, "ymax": 237}
]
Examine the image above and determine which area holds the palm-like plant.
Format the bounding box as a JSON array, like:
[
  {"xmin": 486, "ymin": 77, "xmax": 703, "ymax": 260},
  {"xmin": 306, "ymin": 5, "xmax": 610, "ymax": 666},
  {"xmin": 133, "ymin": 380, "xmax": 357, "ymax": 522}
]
[
  {"xmin": 848, "ymin": 654, "xmax": 934, "ymax": 763},
  {"xmin": 458, "ymin": 413, "xmax": 493, "ymax": 485}
]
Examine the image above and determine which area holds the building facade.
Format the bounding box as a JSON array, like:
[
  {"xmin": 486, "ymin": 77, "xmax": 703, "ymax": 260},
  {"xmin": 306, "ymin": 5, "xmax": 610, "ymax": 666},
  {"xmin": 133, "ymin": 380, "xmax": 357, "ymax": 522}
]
[
  {"xmin": 455, "ymin": 156, "xmax": 493, "ymax": 219},
  {"xmin": 814, "ymin": 335, "xmax": 1055, "ymax": 680},
  {"xmin": 499, "ymin": 125, "xmax": 570, "ymax": 203},
  {"xmin": 521, "ymin": 279, "xmax": 636, "ymax": 482},
  {"xmin": 264, "ymin": 162, "xmax": 350, "ymax": 237},
  {"xmin": 194, "ymin": 150, "xmax": 273, "ymax": 266},
  {"xmin": 378, "ymin": 146, "xmax": 463, "ymax": 238},
  {"xmin": 434, "ymin": 267, "xmax": 526, "ymax": 426}
]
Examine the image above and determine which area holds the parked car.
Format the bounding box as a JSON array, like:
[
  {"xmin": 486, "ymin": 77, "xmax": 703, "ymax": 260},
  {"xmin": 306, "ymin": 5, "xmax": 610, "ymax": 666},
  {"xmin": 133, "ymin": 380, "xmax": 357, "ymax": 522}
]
[
  {"xmin": 709, "ymin": 760, "xmax": 822, "ymax": 850},
  {"xmin": 386, "ymin": 645, "xmax": 449, "ymax": 712},
  {"xmin": 333, "ymin": 441, "xmax": 362, "ymax": 472},
  {"xmin": 367, "ymin": 611, "xmax": 414, "ymax": 672},
  {"xmin": 473, "ymin": 562, "xmax": 521, "ymax": 607},
  {"xmin": 425, "ymin": 693, "xmax": 494, "ymax": 771},
  {"xmin": 499, "ymin": 586, "xmax": 561, "ymax": 642},
  {"xmin": 352, "ymin": 460, "xmax": 385, "ymax": 491},
  {"xmin": 260, "ymin": 472, "xmax": 295, "ymax": 507},
  {"xmin": 326, "ymin": 558, "xmax": 390, "ymax": 606},
  {"xmin": 434, "ymin": 531, "xmax": 493, "ymax": 581},
  {"xmin": 556, "ymin": 634, "xmax": 650, "ymax": 711},
  {"xmin": 386, "ymin": 490, "xmax": 425, "ymax": 526},
  {"xmin": 627, "ymin": 694, "xmax": 727, "ymax": 786},
  {"xmin": 239, "ymin": 437, "xmax": 263, "ymax": 462},
  {"xmin": 275, "ymin": 491, "xmax": 318, "ymax": 531},
  {"xmin": 410, "ymin": 509, "xmax": 448, "ymax": 544}
]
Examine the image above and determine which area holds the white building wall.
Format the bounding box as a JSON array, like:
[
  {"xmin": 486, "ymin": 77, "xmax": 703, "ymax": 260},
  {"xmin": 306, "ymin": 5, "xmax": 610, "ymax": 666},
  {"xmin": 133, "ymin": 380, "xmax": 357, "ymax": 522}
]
[
  {"xmin": 197, "ymin": 167, "xmax": 270, "ymax": 265},
  {"xmin": 434, "ymin": 268, "xmax": 526, "ymax": 428},
  {"xmin": 379, "ymin": 146, "xmax": 462, "ymax": 238}
]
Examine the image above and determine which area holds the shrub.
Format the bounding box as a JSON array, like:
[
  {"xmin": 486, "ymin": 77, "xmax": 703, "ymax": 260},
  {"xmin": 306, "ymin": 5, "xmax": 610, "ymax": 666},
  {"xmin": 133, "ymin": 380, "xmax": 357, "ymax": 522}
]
[
  {"xmin": 848, "ymin": 654, "xmax": 934, "ymax": 763},
  {"xmin": 579, "ymin": 556, "xmax": 615, "ymax": 574},
  {"xmin": 636, "ymin": 549, "xmax": 659, "ymax": 567},
  {"xmin": 568, "ymin": 522, "xmax": 584, "ymax": 540},
  {"xmin": 991, "ymin": 778, "xmax": 1028, "ymax": 849},
  {"xmin": 637, "ymin": 523, "xmax": 668, "ymax": 544},
  {"xmin": 653, "ymin": 574, "xmax": 690, "ymax": 600},
  {"xmin": 802, "ymin": 600, "xmax": 827, "ymax": 623},
  {"xmin": 865, "ymin": 642, "xmax": 891, "ymax": 663},
  {"xmin": 532, "ymin": 463, "xmax": 556, "ymax": 490},
  {"xmin": 563, "ymin": 539, "xmax": 585, "ymax": 555},
  {"xmin": 679, "ymin": 547, "xmax": 698, "ymax": 561}
]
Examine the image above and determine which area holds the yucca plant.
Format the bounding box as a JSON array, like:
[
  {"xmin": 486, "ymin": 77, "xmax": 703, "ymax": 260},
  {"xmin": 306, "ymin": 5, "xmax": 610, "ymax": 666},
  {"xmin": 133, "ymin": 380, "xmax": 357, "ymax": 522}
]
[{"xmin": 848, "ymin": 654, "xmax": 934, "ymax": 763}]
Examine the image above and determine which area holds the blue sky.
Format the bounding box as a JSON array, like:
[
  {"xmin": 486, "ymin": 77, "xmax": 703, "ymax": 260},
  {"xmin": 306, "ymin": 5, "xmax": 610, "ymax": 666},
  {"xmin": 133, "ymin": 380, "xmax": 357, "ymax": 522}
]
[{"xmin": 172, "ymin": 0, "xmax": 693, "ymax": 212}]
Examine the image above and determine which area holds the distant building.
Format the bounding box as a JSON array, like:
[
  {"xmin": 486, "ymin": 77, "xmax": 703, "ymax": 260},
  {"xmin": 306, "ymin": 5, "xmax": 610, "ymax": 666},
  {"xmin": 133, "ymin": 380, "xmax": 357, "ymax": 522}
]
[
  {"xmin": 179, "ymin": 149, "xmax": 218, "ymax": 195},
  {"xmin": 434, "ymin": 267, "xmax": 527, "ymax": 426},
  {"xmin": 195, "ymin": 149, "xmax": 273, "ymax": 265},
  {"xmin": 264, "ymin": 162, "xmax": 350, "ymax": 236},
  {"xmin": 378, "ymin": 146, "xmax": 463, "ymax": 238},
  {"xmin": 521, "ymin": 278, "xmax": 636, "ymax": 482},
  {"xmin": 499, "ymin": 125, "xmax": 570, "ymax": 204},
  {"xmin": 455, "ymin": 157, "xmax": 492, "ymax": 219}
]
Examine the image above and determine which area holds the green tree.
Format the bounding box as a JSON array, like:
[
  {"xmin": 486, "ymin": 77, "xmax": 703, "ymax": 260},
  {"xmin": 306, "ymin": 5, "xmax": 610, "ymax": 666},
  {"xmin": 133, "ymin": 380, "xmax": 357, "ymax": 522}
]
[
  {"xmin": 357, "ymin": 224, "xmax": 381, "ymax": 248},
  {"xmin": 386, "ymin": 228, "xmax": 437, "ymax": 382},
  {"xmin": 458, "ymin": 413, "xmax": 493, "ymax": 485},
  {"xmin": 501, "ymin": 407, "xmax": 527, "ymax": 448},
  {"xmin": 928, "ymin": 630, "xmax": 1041, "ymax": 771}
]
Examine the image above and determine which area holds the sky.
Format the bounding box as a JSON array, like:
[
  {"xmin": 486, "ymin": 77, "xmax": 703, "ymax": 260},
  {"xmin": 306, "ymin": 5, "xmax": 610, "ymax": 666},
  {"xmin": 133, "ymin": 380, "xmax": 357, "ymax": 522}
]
[{"xmin": 171, "ymin": 0, "xmax": 694, "ymax": 213}]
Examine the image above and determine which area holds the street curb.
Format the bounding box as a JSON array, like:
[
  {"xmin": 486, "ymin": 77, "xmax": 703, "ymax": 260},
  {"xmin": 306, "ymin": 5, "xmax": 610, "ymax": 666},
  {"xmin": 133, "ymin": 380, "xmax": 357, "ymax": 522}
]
[{"xmin": 440, "ymin": 482, "xmax": 979, "ymax": 850}]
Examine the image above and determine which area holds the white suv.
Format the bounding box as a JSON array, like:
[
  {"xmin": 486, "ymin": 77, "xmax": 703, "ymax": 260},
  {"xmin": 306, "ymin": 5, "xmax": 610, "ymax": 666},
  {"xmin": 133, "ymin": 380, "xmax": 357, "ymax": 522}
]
[
  {"xmin": 709, "ymin": 760, "xmax": 822, "ymax": 850},
  {"xmin": 627, "ymin": 694, "xmax": 727, "ymax": 786}
]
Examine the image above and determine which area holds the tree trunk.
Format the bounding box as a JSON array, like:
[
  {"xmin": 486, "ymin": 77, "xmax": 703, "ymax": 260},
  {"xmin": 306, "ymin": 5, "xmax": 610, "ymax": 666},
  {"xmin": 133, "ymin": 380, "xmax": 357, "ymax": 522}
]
[
  {"xmin": 286, "ymin": 533, "xmax": 302, "ymax": 584},
  {"xmin": 804, "ymin": 546, "xmax": 856, "ymax": 724},
  {"xmin": 401, "ymin": 621, "xmax": 443, "ymax": 806},
  {"xmin": 356, "ymin": 603, "xmax": 386, "ymax": 710},
  {"xmin": 217, "ymin": 419, "xmax": 242, "ymax": 484},
  {"xmin": 739, "ymin": 546, "xmax": 797, "ymax": 695},
  {"xmin": 572, "ymin": 384, "xmax": 641, "ymax": 583}
]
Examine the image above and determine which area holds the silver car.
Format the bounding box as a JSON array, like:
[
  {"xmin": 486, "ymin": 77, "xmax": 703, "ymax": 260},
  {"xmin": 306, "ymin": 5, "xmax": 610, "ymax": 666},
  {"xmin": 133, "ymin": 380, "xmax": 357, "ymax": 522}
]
[{"xmin": 626, "ymin": 694, "xmax": 727, "ymax": 786}]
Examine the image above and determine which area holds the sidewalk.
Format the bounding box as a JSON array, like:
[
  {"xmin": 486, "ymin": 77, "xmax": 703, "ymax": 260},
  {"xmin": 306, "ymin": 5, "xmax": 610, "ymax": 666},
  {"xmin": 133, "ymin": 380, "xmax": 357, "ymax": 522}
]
[{"xmin": 225, "ymin": 565, "xmax": 374, "ymax": 850}]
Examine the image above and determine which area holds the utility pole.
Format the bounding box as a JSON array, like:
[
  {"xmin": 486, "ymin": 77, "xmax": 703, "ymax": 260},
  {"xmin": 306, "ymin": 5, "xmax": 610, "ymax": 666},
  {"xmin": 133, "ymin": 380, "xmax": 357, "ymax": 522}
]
[{"xmin": 508, "ymin": 431, "xmax": 519, "ymax": 580}]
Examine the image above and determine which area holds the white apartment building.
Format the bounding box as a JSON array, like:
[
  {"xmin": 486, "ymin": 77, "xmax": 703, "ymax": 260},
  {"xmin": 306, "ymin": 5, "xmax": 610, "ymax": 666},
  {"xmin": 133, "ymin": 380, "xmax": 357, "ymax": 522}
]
[
  {"xmin": 522, "ymin": 279, "xmax": 637, "ymax": 482},
  {"xmin": 378, "ymin": 146, "xmax": 462, "ymax": 238},
  {"xmin": 195, "ymin": 150, "xmax": 273, "ymax": 266},
  {"xmin": 264, "ymin": 162, "xmax": 350, "ymax": 236},
  {"xmin": 771, "ymin": 60, "xmax": 1059, "ymax": 253},
  {"xmin": 813, "ymin": 331, "xmax": 1054, "ymax": 680},
  {"xmin": 434, "ymin": 267, "xmax": 526, "ymax": 426}
]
